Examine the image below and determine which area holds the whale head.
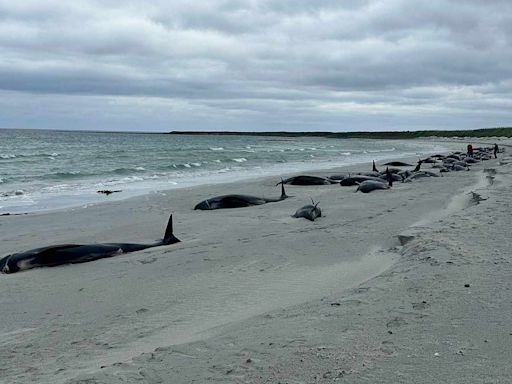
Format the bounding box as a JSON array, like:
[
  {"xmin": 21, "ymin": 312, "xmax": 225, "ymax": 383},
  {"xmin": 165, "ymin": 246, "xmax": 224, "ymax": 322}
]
[
  {"xmin": 0, "ymin": 255, "xmax": 13, "ymax": 274},
  {"xmin": 194, "ymin": 199, "xmax": 213, "ymax": 210}
]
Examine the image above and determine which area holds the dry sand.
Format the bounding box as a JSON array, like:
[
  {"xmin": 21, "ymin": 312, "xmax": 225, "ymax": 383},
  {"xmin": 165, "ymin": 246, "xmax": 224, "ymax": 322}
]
[{"xmin": 0, "ymin": 139, "xmax": 510, "ymax": 383}]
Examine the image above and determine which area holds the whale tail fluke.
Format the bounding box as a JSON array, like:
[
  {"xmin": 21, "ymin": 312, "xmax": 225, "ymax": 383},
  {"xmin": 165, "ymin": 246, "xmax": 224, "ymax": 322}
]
[{"xmin": 163, "ymin": 215, "xmax": 181, "ymax": 245}]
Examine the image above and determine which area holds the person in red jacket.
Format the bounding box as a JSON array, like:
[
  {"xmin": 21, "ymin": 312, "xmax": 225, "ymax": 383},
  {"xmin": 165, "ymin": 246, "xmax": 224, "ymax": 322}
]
[{"xmin": 467, "ymin": 144, "xmax": 473, "ymax": 157}]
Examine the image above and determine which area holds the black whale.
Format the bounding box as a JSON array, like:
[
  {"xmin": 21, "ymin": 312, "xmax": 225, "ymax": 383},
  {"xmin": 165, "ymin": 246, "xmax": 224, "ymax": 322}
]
[
  {"xmin": 194, "ymin": 184, "xmax": 288, "ymax": 210},
  {"xmin": 0, "ymin": 215, "xmax": 180, "ymax": 274}
]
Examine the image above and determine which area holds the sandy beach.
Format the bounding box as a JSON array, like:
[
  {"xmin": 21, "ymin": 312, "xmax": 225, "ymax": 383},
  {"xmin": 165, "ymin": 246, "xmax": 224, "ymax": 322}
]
[{"xmin": 1, "ymin": 139, "xmax": 511, "ymax": 384}]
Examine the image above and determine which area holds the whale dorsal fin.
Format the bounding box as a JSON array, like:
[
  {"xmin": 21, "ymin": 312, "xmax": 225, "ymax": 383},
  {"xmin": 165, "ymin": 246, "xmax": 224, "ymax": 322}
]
[
  {"xmin": 280, "ymin": 180, "xmax": 288, "ymax": 199},
  {"xmin": 163, "ymin": 215, "xmax": 181, "ymax": 245}
]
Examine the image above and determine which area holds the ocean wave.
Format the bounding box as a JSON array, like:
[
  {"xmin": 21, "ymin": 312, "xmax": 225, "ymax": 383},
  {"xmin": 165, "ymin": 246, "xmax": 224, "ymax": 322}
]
[
  {"xmin": 1, "ymin": 189, "xmax": 25, "ymax": 197},
  {"xmin": 210, "ymin": 147, "xmax": 224, "ymax": 151},
  {"xmin": 99, "ymin": 175, "xmax": 147, "ymax": 185},
  {"xmin": 366, "ymin": 148, "xmax": 396, "ymax": 153},
  {"xmin": 0, "ymin": 152, "xmax": 62, "ymax": 160},
  {"xmin": 191, "ymin": 162, "xmax": 201, "ymax": 167},
  {"xmin": 41, "ymin": 184, "xmax": 72, "ymax": 193},
  {"xmin": 232, "ymin": 158, "xmax": 247, "ymax": 163},
  {"xmin": 47, "ymin": 171, "xmax": 83, "ymax": 180},
  {"xmin": 171, "ymin": 163, "xmax": 197, "ymax": 169},
  {"xmin": 120, "ymin": 176, "xmax": 144, "ymax": 182},
  {"xmin": 113, "ymin": 167, "xmax": 146, "ymax": 175},
  {"xmin": 31, "ymin": 152, "xmax": 60, "ymax": 158}
]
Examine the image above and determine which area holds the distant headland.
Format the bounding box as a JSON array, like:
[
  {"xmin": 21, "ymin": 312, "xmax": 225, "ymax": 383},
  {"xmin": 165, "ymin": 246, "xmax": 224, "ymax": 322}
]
[{"xmin": 167, "ymin": 127, "xmax": 512, "ymax": 139}]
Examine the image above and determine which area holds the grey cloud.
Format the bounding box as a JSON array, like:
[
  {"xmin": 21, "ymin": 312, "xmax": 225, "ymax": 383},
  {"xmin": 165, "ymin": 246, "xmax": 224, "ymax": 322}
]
[{"xmin": 0, "ymin": 0, "xmax": 511, "ymax": 131}]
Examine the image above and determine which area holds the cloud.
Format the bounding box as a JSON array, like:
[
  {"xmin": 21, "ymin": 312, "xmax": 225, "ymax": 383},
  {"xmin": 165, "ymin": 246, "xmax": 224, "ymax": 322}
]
[{"xmin": 0, "ymin": 0, "xmax": 511, "ymax": 131}]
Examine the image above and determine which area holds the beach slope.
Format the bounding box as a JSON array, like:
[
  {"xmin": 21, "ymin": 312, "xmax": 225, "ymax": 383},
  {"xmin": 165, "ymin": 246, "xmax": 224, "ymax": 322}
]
[{"xmin": 0, "ymin": 144, "xmax": 510, "ymax": 383}]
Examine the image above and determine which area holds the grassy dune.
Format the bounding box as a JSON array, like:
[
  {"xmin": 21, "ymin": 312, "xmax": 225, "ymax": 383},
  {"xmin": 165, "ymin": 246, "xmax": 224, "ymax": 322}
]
[{"xmin": 168, "ymin": 127, "xmax": 512, "ymax": 139}]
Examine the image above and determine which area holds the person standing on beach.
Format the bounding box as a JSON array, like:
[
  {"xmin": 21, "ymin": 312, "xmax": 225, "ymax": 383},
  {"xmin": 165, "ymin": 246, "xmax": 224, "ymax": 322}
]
[
  {"xmin": 494, "ymin": 143, "xmax": 498, "ymax": 158},
  {"xmin": 467, "ymin": 144, "xmax": 473, "ymax": 158}
]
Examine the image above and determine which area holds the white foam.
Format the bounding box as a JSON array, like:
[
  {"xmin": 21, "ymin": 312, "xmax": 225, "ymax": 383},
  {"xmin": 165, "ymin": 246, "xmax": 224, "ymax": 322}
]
[{"xmin": 367, "ymin": 147, "xmax": 396, "ymax": 153}]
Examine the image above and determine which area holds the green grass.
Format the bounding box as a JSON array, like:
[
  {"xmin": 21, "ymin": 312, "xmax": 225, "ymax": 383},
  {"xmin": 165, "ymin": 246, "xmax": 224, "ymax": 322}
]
[{"xmin": 167, "ymin": 127, "xmax": 512, "ymax": 139}]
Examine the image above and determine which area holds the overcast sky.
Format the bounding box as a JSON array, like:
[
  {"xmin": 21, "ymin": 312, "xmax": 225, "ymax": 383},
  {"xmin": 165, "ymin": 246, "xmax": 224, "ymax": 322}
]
[{"xmin": 1, "ymin": 0, "xmax": 511, "ymax": 132}]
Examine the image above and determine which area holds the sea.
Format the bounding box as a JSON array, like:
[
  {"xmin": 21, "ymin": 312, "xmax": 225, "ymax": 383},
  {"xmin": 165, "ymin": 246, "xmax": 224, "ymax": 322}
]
[{"xmin": 0, "ymin": 129, "xmax": 449, "ymax": 214}]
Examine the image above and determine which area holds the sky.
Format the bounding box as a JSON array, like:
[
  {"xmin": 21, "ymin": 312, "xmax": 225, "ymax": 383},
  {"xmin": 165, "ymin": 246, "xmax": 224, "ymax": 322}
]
[{"xmin": 0, "ymin": 0, "xmax": 511, "ymax": 132}]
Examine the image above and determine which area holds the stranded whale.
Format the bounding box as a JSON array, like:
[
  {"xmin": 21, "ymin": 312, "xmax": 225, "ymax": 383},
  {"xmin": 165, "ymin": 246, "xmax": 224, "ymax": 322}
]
[
  {"xmin": 279, "ymin": 175, "xmax": 336, "ymax": 185},
  {"xmin": 194, "ymin": 184, "xmax": 288, "ymax": 210},
  {"xmin": 355, "ymin": 180, "xmax": 390, "ymax": 193},
  {"xmin": 0, "ymin": 215, "xmax": 180, "ymax": 274},
  {"xmin": 292, "ymin": 199, "xmax": 322, "ymax": 221}
]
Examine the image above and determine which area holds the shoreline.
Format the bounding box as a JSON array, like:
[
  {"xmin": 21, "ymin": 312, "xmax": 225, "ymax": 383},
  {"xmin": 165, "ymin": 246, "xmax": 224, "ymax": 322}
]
[
  {"xmin": 0, "ymin": 138, "xmax": 462, "ymax": 216},
  {"xmin": 0, "ymin": 139, "xmax": 510, "ymax": 383}
]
